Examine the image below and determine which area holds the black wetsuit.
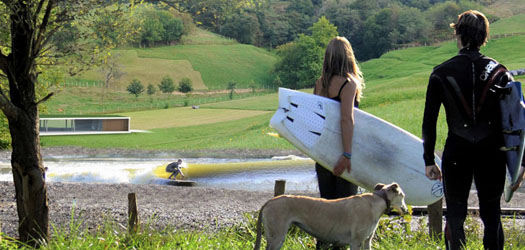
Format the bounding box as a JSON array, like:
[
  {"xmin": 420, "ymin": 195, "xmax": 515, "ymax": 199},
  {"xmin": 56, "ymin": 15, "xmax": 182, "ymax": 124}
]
[
  {"xmin": 422, "ymin": 48, "xmax": 513, "ymax": 250},
  {"xmin": 166, "ymin": 162, "xmax": 181, "ymax": 179},
  {"xmin": 315, "ymin": 80, "xmax": 358, "ymax": 250}
]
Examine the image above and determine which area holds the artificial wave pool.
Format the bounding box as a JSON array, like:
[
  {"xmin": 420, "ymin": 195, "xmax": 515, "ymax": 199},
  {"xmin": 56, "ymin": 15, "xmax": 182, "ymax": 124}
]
[{"xmin": 0, "ymin": 155, "xmax": 320, "ymax": 192}]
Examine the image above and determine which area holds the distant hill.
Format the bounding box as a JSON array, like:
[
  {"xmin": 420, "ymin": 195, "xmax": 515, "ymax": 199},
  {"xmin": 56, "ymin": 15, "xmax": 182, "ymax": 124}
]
[
  {"xmin": 487, "ymin": 0, "xmax": 525, "ymax": 17},
  {"xmin": 73, "ymin": 28, "xmax": 277, "ymax": 90}
]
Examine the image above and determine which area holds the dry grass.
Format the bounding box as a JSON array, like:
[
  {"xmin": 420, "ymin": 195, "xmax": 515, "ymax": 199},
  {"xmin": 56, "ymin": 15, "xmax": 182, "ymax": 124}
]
[
  {"xmin": 76, "ymin": 50, "xmax": 207, "ymax": 90},
  {"xmin": 119, "ymin": 107, "xmax": 271, "ymax": 130}
]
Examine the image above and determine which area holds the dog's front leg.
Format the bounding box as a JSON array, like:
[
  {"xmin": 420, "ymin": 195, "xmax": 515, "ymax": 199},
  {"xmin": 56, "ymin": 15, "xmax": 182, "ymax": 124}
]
[{"xmin": 362, "ymin": 233, "xmax": 374, "ymax": 250}]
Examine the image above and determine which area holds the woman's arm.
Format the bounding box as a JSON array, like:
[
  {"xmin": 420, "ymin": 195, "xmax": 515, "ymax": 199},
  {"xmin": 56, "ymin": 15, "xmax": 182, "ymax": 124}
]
[{"xmin": 333, "ymin": 79, "xmax": 357, "ymax": 176}]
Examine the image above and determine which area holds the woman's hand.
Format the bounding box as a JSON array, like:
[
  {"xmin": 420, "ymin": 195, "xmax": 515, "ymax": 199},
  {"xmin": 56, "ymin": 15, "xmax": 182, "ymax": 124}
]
[
  {"xmin": 334, "ymin": 155, "xmax": 351, "ymax": 176},
  {"xmin": 425, "ymin": 164, "xmax": 442, "ymax": 181}
]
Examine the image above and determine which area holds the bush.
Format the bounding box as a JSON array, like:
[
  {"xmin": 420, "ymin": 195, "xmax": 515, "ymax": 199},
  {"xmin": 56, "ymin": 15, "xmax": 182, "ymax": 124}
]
[
  {"xmin": 147, "ymin": 84, "xmax": 157, "ymax": 96},
  {"xmin": 178, "ymin": 78, "xmax": 193, "ymax": 93},
  {"xmin": 127, "ymin": 79, "xmax": 144, "ymax": 99},
  {"xmin": 158, "ymin": 76, "xmax": 175, "ymax": 95}
]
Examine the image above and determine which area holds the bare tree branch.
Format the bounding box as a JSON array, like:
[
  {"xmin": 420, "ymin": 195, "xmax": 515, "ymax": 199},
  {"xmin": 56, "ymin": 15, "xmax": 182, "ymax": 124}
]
[
  {"xmin": 32, "ymin": 0, "xmax": 46, "ymax": 22},
  {"xmin": 34, "ymin": 92, "xmax": 53, "ymax": 106},
  {"xmin": 33, "ymin": 0, "xmax": 54, "ymax": 58}
]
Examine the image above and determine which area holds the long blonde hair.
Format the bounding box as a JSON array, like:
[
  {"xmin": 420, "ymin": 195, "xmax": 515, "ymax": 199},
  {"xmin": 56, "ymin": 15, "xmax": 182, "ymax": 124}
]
[{"xmin": 320, "ymin": 36, "xmax": 364, "ymax": 102}]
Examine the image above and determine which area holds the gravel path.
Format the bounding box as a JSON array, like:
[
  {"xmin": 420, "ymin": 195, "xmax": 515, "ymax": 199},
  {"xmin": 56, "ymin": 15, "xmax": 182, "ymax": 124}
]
[{"xmin": 0, "ymin": 181, "xmax": 317, "ymax": 237}]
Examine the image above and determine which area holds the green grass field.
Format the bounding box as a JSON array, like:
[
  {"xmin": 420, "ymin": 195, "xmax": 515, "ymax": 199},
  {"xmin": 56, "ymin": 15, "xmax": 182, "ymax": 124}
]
[
  {"xmin": 490, "ymin": 14, "xmax": 525, "ymax": 35},
  {"xmin": 135, "ymin": 44, "xmax": 277, "ymax": 90},
  {"xmin": 72, "ymin": 28, "xmax": 277, "ymax": 90}
]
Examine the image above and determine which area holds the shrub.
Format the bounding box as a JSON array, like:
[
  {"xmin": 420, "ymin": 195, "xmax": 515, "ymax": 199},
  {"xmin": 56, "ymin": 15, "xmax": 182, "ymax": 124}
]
[
  {"xmin": 158, "ymin": 76, "xmax": 175, "ymax": 96},
  {"xmin": 178, "ymin": 78, "xmax": 193, "ymax": 93},
  {"xmin": 127, "ymin": 79, "xmax": 144, "ymax": 99}
]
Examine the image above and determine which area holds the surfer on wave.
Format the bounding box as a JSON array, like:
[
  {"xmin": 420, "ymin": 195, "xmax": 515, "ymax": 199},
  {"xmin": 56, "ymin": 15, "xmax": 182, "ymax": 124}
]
[
  {"xmin": 312, "ymin": 36, "xmax": 365, "ymax": 250},
  {"xmin": 166, "ymin": 159, "xmax": 185, "ymax": 180}
]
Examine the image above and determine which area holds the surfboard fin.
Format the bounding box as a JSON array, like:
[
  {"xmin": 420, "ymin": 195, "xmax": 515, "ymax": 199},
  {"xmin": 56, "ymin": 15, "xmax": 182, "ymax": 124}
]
[{"xmin": 267, "ymin": 132, "xmax": 281, "ymax": 138}]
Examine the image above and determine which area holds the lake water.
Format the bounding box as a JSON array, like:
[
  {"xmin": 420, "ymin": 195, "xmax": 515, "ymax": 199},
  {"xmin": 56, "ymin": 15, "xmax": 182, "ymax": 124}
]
[{"xmin": 0, "ymin": 155, "xmax": 320, "ymax": 192}]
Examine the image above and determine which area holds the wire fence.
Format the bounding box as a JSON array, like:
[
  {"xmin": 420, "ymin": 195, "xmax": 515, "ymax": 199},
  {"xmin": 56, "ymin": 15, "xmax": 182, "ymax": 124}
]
[{"xmin": 390, "ymin": 32, "xmax": 525, "ymax": 51}]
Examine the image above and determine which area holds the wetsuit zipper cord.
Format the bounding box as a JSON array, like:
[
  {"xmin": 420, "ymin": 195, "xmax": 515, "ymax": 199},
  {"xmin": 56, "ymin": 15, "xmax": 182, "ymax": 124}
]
[{"xmin": 472, "ymin": 62, "xmax": 476, "ymax": 123}]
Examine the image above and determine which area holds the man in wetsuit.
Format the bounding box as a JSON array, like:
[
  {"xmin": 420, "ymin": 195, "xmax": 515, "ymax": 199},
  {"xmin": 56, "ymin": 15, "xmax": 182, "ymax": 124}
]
[
  {"xmin": 422, "ymin": 10, "xmax": 513, "ymax": 250},
  {"xmin": 166, "ymin": 159, "xmax": 184, "ymax": 180}
]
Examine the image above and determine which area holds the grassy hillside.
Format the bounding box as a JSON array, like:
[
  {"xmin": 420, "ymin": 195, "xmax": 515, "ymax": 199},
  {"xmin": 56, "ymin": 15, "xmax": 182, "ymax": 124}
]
[
  {"xmin": 136, "ymin": 44, "xmax": 277, "ymax": 90},
  {"xmin": 77, "ymin": 50, "xmax": 206, "ymax": 90},
  {"xmin": 41, "ymin": 14, "xmax": 525, "ymax": 152},
  {"xmin": 490, "ymin": 14, "xmax": 525, "ymax": 35},
  {"xmin": 487, "ymin": 0, "xmax": 525, "ymax": 16},
  {"xmin": 73, "ymin": 28, "xmax": 277, "ymax": 90}
]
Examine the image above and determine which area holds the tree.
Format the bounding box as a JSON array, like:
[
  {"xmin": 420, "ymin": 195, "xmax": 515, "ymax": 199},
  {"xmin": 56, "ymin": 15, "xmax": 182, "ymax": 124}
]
[
  {"xmin": 147, "ymin": 83, "xmax": 157, "ymax": 95},
  {"xmin": 147, "ymin": 83, "xmax": 156, "ymax": 102},
  {"xmin": 310, "ymin": 16, "xmax": 339, "ymax": 48},
  {"xmin": 272, "ymin": 75, "xmax": 283, "ymax": 89},
  {"xmin": 227, "ymin": 81, "xmax": 236, "ymax": 100},
  {"xmin": 139, "ymin": 8, "xmax": 165, "ymax": 47},
  {"xmin": 127, "ymin": 79, "xmax": 145, "ymax": 99},
  {"xmin": 274, "ymin": 17, "xmax": 337, "ymax": 89},
  {"xmin": 178, "ymin": 78, "xmax": 193, "ymax": 93},
  {"xmin": 0, "ymin": 1, "xmax": 138, "ymax": 246},
  {"xmin": 99, "ymin": 53, "xmax": 124, "ymax": 89},
  {"xmin": 158, "ymin": 10, "xmax": 184, "ymax": 45},
  {"xmin": 158, "ymin": 76, "xmax": 176, "ymax": 96},
  {"xmin": 221, "ymin": 12, "xmax": 261, "ymax": 44}
]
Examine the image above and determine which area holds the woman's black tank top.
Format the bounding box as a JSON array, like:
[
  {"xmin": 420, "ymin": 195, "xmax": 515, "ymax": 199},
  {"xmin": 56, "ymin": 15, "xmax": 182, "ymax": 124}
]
[{"xmin": 329, "ymin": 80, "xmax": 359, "ymax": 107}]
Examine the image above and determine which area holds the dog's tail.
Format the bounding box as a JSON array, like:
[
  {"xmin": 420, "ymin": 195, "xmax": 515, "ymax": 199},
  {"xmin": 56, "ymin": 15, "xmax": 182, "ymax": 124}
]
[{"xmin": 253, "ymin": 207, "xmax": 264, "ymax": 250}]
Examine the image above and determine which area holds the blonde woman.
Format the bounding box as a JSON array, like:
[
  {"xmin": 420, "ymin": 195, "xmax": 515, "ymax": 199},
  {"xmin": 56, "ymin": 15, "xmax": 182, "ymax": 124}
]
[{"xmin": 313, "ymin": 36, "xmax": 364, "ymax": 250}]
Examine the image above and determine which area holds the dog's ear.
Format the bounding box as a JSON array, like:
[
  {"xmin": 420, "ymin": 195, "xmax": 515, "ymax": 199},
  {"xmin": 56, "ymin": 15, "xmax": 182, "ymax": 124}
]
[
  {"xmin": 373, "ymin": 183, "xmax": 385, "ymax": 191},
  {"xmin": 388, "ymin": 183, "xmax": 400, "ymax": 192}
]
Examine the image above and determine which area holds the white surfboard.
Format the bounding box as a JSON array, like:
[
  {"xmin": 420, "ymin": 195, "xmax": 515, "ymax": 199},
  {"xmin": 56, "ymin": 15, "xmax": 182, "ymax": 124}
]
[{"xmin": 269, "ymin": 88, "xmax": 443, "ymax": 206}]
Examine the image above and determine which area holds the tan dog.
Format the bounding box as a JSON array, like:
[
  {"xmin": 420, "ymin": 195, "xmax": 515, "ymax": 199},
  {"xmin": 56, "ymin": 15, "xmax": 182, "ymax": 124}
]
[{"xmin": 254, "ymin": 183, "xmax": 408, "ymax": 250}]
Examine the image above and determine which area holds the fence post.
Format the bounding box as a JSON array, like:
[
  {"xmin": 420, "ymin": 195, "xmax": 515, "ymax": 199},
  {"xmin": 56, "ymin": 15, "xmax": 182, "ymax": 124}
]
[
  {"xmin": 128, "ymin": 193, "xmax": 139, "ymax": 233},
  {"xmin": 428, "ymin": 198, "xmax": 443, "ymax": 240},
  {"xmin": 274, "ymin": 180, "xmax": 286, "ymax": 197}
]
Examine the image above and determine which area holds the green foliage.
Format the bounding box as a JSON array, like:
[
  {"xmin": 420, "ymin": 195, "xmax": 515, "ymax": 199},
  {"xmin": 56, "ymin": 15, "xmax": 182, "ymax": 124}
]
[
  {"xmin": 127, "ymin": 79, "xmax": 144, "ymax": 99},
  {"xmin": 362, "ymin": 8, "xmax": 397, "ymax": 59},
  {"xmin": 272, "ymin": 76, "xmax": 283, "ymax": 89},
  {"xmin": 178, "ymin": 78, "xmax": 193, "ymax": 93},
  {"xmin": 274, "ymin": 17, "xmax": 337, "ymax": 89},
  {"xmin": 0, "ymin": 112, "xmax": 10, "ymax": 149},
  {"xmin": 147, "ymin": 84, "xmax": 157, "ymax": 96},
  {"xmin": 158, "ymin": 76, "xmax": 176, "ymax": 94},
  {"xmin": 426, "ymin": 1, "xmax": 461, "ymax": 30},
  {"xmin": 137, "ymin": 5, "xmax": 185, "ymax": 47},
  {"xmin": 221, "ymin": 13, "xmax": 260, "ymax": 44},
  {"xmin": 310, "ymin": 16, "xmax": 338, "ymax": 48}
]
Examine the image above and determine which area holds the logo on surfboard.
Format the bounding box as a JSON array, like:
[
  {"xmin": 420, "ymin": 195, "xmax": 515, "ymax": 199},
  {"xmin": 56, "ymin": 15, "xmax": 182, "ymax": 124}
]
[
  {"xmin": 317, "ymin": 101, "xmax": 323, "ymax": 111},
  {"xmin": 431, "ymin": 182, "xmax": 444, "ymax": 197}
]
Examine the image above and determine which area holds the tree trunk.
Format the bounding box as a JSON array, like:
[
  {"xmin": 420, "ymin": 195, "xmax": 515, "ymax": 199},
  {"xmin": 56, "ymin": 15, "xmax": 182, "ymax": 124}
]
[
  {"xmin": 4, "ymin": 2, "xmax": 50, "ymax": 246},
  {"xmin": 8, "ymin": 107, "xmax": 49, "ymax": 246}
]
